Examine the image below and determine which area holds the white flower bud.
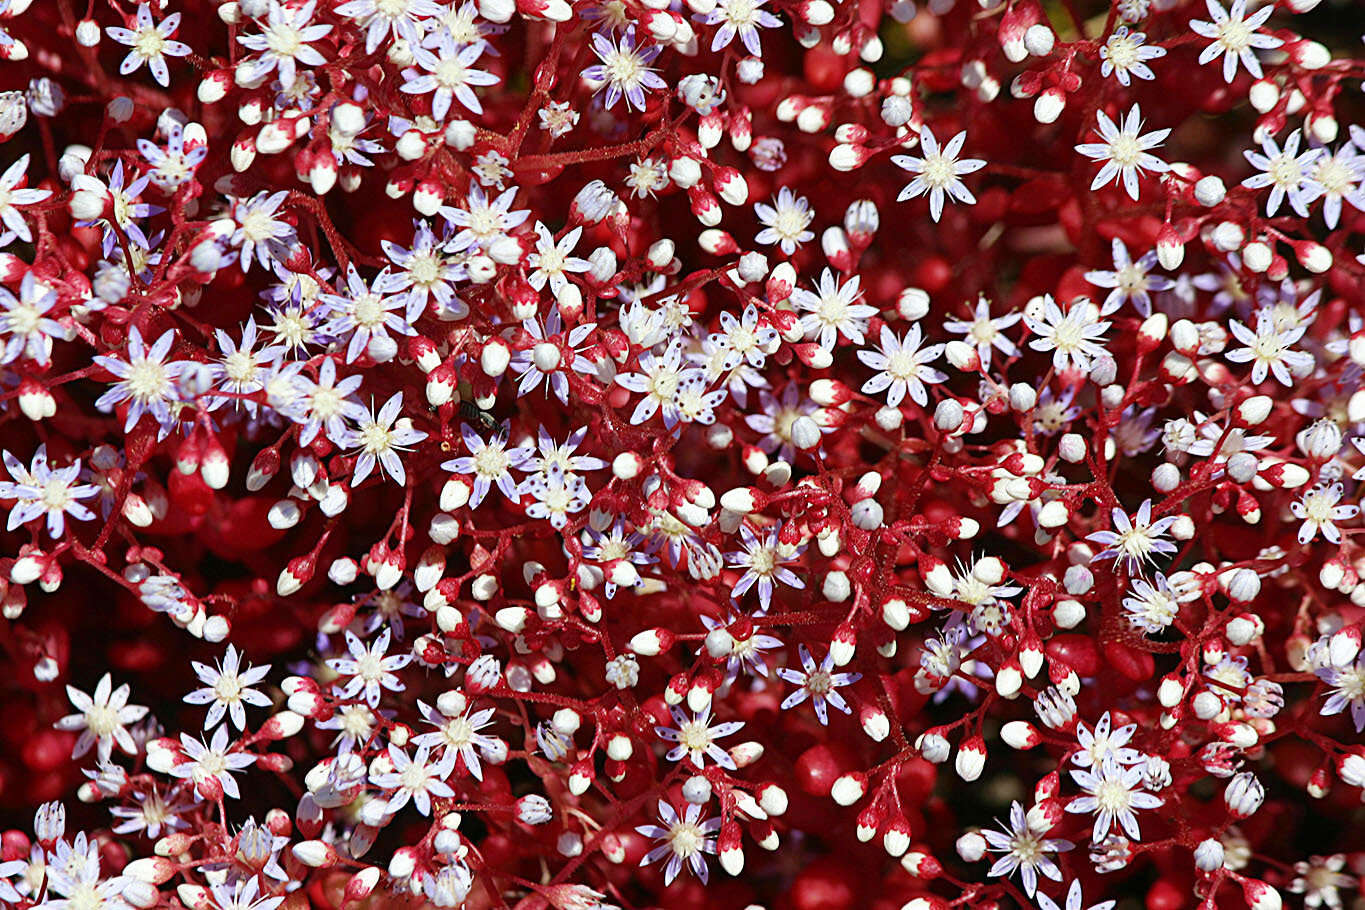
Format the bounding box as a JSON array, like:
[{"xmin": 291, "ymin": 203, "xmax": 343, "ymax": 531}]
[
  {"xmin": 1053, "ymin": 598, "xmax": 1085, "ymax": 629},
  {"xmin": 1194, "ymin": 175, "xmax": 1226, "ymax": 207},
  {"xmin": 1008, "ymin": 383, "xmax": 1037, "ymax": 411},
  {"xmin": 1226, "ymin": 452, "xmax": 1258, "ymax": 483},
  {"xmin": 830, "ymin": 773, "xmax": 866, "ymax": 805},
  {"xmin": 1063, "ymin": 565, "xmax": 1093, "ymax": 595},
  {"xmin": 395, "ymin": 130, "xmax": 426, "ymax": 161},
  {"xmin": 955, "ymin": 831, "xmax": 987, "ymax": 862},
  {"xmin": 1000, "ymin": 720, "xmax": 1039, "ymax": 749},
  {"xmin": 1224, "ymin": 772, "xmax": 1265, "ymax": 817},
  {"xmin": 1211, "ymin": 221, "xmax": 1244, "ymax": 251},
  {"xmin": 1033, "ymin": 88, "xmax": 1065, "ymax": 124},
  {"xmin": 1058, "ymin": 433, "xmax": 1087, "ymax": 463},
  {"xmin": 736, "ymin": 251, "xmax": 768, "ymax": 283},
  {"xmin": 682, "ymin": 775, "xmax": 712, "ymax": 805},
  {"xmin": 1238, "ymin": 396, "xmax": 1273, "ymax": 425},
  {"xmin": 1242, "ymin": 240, "xmax": 1272, "ymax": 273},
  {"xmin": 1152, "ymin": 462, "xmax": 1181, "ymax": 493},
  {"xmin": 1194, "ymin": 838, "xmax": 1225, "ymax": 871},
  {"xmin": 843, "ymin": 67, "xmax": 875, "ymax": 97},
  {"xmin": 1339, "ymin": 752, "xmax": 1365, "ymax": 787},
  {"xmin": 1225, "ymin": 569, "xmax": 1261, "ymax": 604},
  {"xmin": 791, "ymin": 415, "xmax": 822, "ymax": 451},
  {"xmin": 850, "ymin": 498, "xmax": 883, "ymax": 530},
  {"xmin": 76, "ymin": 19, "xmax": 101, "ymax": 46},
  {"xmin": 954, "ymin": 740, "xmax": 986, "ymax": 781},
  {"xmin": 916, "ymin": 732, "xmax": 950, "ymax": 763},
  {"xmin": 1023, "ymin": 24, "xmax": 1054, "ymax": 56},
  {"xmin": 881, "ymin": 94, "xmax": 913, "ymax": 127},
  {"xmin": 897, "ymin": 287, "xmax": 931, "ymax": 321},
  {"xmin": 1193, "ymin": 690, "xmax": 1223, "ymax": 720},
  {"xmin": 934, "ymin": 399, "xmax": 965, "ymax": 432},
  {"xmin": 1297, "ymin": 418, "xmax": 1342, "ymax": 459}
]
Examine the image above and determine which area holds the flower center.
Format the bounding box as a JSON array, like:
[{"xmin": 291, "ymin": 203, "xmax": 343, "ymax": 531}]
[
  {"xmin": 1108, "ymin": 134, "xmax": 1142, "ymax": 168},
  {"xmin": 473, "ymin": 445, "xmax": 509, "ymax": 477},
  {"xmin": 668, "ymin": 821, "xmax": 704, "ymax": 859}
]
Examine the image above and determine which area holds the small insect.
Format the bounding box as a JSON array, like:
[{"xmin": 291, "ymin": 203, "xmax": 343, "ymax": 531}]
[{"xmin": 456, "ymin": 380, "xmax": 498, "ymax": 430}]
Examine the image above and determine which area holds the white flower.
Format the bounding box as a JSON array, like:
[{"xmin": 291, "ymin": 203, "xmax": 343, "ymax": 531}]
[
  {"xmin": 1291, "ymin": 483, "xmax": 1358, "ymax": 544},
  {"xmin": 703, "ymin": 0, "xmax": 781, "ymax": 54},
  {"xmin": 1122, "ymin": 573, "xmax": 1180, "ymax": 634},
  {"xmin": 236, "ymin": 0, "xmax": 333, "ymax": 90},
  {"xmin": 655, "ymin": 707, "xmax": 745, "ymax": 770},
  {"xmin": 172, "ymin": 724, "xmax": 257, "ymax": 799},
  {"xmin": 605, "ymin": 654, "xmax": 640, "ymax": 689},
  {"xmin": 777, "ymin": 645, "xmax": 861, "ymax": 725},
  {"xmin": 856, "ymin": 323, "xmax": 947, "ymax": 408},
  {"xmin": 1086, "ymin": 500, "xmax": 1178, "ymax": 572},
  {"xmin": 891, "ymin": 127, "xmax": 985, "ymax": 222},
  {"xmin": 583, "ymin": 27, "xmax": 666, "ymax": 111},
  {"xmin": 792, "ymin": 269, "xmax": 877, "ymax": 349},
  {"xmin": 615, "ymin": 339, "xmax": 696, "ymax": 427},
  {"xmin": 727, "ymin": 524, "xmax": 805, "ymax": 612},
  {"xmin": 334, "ymin": 0, "xmax": 441, "ymax": 53},
  {"xmin": 105, "ymin": 4, "xmax": 191, "ymax": 87},
  {"xmin": 1075, "ymin": 104, "xmax": 1170, "ymax": 201},
  {"xmin": 1025, "ymin": 296, "xmax": 1111, "ymax": 373},
  {"xmin": 442, "ymin": 422, "xmax": 533, "ymax": 508},
  {"xmin": 943, "ymin": 296, "xmax": 1021, "ymax": 367},
  {"xmin": 1226, "ymin": 309, "xmax": 1314, "ymax": 386},
  {"xmin": 1066, "ymin": 755, "xmax": 1164, "ymax": 842},
  {"xmin": 1288, "ymin": 854, "xmax": 1354, "ymax": 910},
  {"xmin": 1072, "ymin": 712, "xmax": 1144, "ymax": 769},
  {"xmin": 635, "ymin": 801, "xmax": 720, "ymax": 885},
  {"xmin": 1241, "ymin": 129, "xmax": 1325, "ymax": 218},
  {"xmin": 520, "ymin": 465, "xmax": 592, "ymax": 529},
  {"xmin": 1099, "ymin": 27, "xmax": 1165, "ymax": 85},
  {"xmin": 1190, "ymin": 0, "xmax": 1282, "ymax": 83},
  {"xmin": 54, "ymin": 673, "xmax": 149, "ymax": 761},
  {"xmin": 982, "ymin": 800, "xmax": 1074, "ymax": 897},
  {"xmin": 527, "ymin": 223, "xmax": 591, "ymax": 296},
  {"xmin": 342, "ymin": 392, "xmax": 428, "ymax": 486},
  {"xmin": 538, "ymin": 100, "xmax": 579, "ymax": 138},
  {"xmin": 184, "ymin": 645, "xmax": 272, "ymax": 731},
  {"xmin": 400, "ymin": 32, "xmax": 499, "ymax": 119},
  {"xmin": 423, "ymin": 863, "xmax": 474, "ymax": 907},
  {"xmin": 370, "ymin": 743, "xmax": 456, "ymax": 816},
  {"xmin": 1316, "ymin": 658, "xmax": 1365, "ymax": 731},
  {"xmin": 413, "ymin": 702, "xmax": 499, "ymax": 781},
  {"xmin": 326, "ymin": 628, "xmax": 412, "ymax": 707},
  {"xmin": 1313, "ymin": 137, "xmax": 1365, "ymax": 229},
  {"xmin": 0, "ymin": 446, "xmax": 97, "ymax": 538},
  {"xmin": 209, "ymin": 878, "xmax": 284, "ymax": 910},
  {"xmin": 1084, "ymin": 238, "xmax": 1173, "ymax": 317},
  {"xmin": 443, "ymin": 184, "xmax": 530, "ymax": 254},
  {"xmin": 0, "ymin": 154, "xmax": 52, "ymax": 242},
  {"xmin": 670, "ymin": 372, "xmax": 729, "ymax": 426},
  {"xmin": 1035, "ymin": 879, "xmax": 1117, "ymax": 910},
  {"xmin": 228, "ymin": 191, "xmax": 296, "ymax": 272},
  {"xmin": 93, "ymin": 326, "xmax": 189, "ymax": 438},
  {"xmin": 754, "ymin": 186, "xmax": 814, "ymax": 255}
]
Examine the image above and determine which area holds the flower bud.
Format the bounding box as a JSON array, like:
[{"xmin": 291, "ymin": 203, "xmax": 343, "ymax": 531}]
[
  {"xmin": 955, "ymin": 831, "xmax": 987, "ymax": 862},
  {"xmin": 1224, "ymin": 771, "xmax": 1265, "ymax": 817},
  {"xmin": 1194, "ymin": 174, "xmax": 1226, "ymax": 206},
  {"xmin": 1001, "ymin": 720, "xmax": 1040, "ymax": 749},
  {"xmin": 1033, "ymin": 88, "xmax": 1065, "ymax": 123},
  {"xmin": 1194, "ymin": 838, "xmax": 1225, "ymax": 871},
  {"xmin": 917, "ymin": 731, "xmax": 950, "ymax": 763},
  {"xmin": 830, "ymin": 772, "xmax": 867, "ymax": 805},
  {"xmin": 955, "ymin": 737, "xmax": 986, "ymax": 781}
]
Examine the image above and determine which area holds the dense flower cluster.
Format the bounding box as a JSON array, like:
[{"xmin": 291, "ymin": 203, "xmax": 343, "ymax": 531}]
[{"xmin": 0, "ymin": 0, "xmax": 1363, "ymax": 907}]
